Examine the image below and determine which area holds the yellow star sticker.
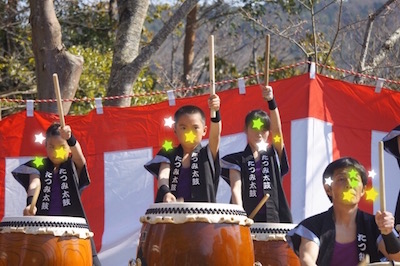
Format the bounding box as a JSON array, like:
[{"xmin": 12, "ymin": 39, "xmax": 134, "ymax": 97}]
[
  {"xmin": 273, "ymin": 135, "xmax": 281, "ymax": 143},
  {"xmin": 349, "ymin": 178, "xmax": 359, "ymax": 188},
  {"xmin": 33, "ymin": 157, "xmax": 44, "ymax": 168},
  {"xmin": 343, "ymin": 190, "xmax": 354, "ymax": 202},
  {"xmin": 185, "ymin": 131, "xmax": 196, "ymax": 143},
  {"xmin": 162, "ymin": 140, "xmax": 173, "ymax": 151},
  {"xmin": 252, "ymin": 118, "xmax": 264, "ymax": 130},
  {"xmin": 55, "ymin": 146, "xmax": 68, "ymax": 159},
  {"xmin": 365, "ymin": 188, "xmax": 378, "ymax": 201},
  {"xmin": 348, "ymin": 169, "xmax": 358, "ymax": 179}
]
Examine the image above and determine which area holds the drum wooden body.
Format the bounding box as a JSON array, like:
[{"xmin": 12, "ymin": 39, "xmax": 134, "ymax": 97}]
[
  {"xmin": 251, "ymin": 223, "xmax": 300, "ymax": 266},
  {"xmin": 0, "ymin": 216, "xmax": 93, "ymax": 266},
  {"xmin": 137, "ymin": 203, "xmax": 255, "ymax": 266}
]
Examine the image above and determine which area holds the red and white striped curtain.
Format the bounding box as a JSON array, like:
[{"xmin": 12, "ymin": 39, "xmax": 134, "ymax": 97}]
[{"xmin": 1, "ymin": 73, "xmax": 399, "ymax": 265}]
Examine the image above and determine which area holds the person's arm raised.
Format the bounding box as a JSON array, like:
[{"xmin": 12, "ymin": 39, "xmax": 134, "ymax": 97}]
[
  {"xmin": 261, "ymin": 85, "xmax": 284, "ymax": 160},
  {"xmin": 60, "ymin": 125, "xmax": 86, "ymax": 176},
  {"xmin": 208, "ymin": 94, "xmax": 221, "ymax": 161}
]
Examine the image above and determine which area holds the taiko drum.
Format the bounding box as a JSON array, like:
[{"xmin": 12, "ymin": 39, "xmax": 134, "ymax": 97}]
[
  {"xmin": 136, "ymin": 202, "xmax": 255, "ymax": 266},
  {"xmin": 251, "ymin": 223, "xmax": 300, "ymax": 266},
  {"xmin": 0, "ymin": 216, "xmax": 93, "ymax": 266}
]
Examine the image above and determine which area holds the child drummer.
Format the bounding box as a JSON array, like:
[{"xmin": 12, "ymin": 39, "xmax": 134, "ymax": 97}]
[
  {"xmin": 286, "ymin": 157, "xmax": 400, "ymax": 264},
  {"xmin": 12, "ymin": 123, "xmax": 101, "ymax": 266},
  {"xmin": 221, "ymin": 85, "xmax": 292, "ymax": 223},
  {"xmin": 144, "ymin": 94, "xmax": 221, "ymax": 203}
]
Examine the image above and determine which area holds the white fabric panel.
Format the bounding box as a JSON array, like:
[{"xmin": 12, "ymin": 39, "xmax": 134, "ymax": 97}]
[
  {"xmin": 215, "ymin": 132, "xmax": 246, "ymax": 203},
  {"xmin": 371, "ymin": 131, "xmax": 399, "ymax": 215},
  {"xmin": 99, "ymin": 148, "xmax": 154, "ymax": 266},
  {"xmin": 4, "ymin": 157, "xmax": 33, "ymax": 217},
  {"xmin": 291, "ymin": 118, "xmax": 333, "ymax": 223}
]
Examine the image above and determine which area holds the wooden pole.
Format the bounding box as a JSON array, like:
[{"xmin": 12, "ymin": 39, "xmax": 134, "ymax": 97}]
[
  {"xmin": 53, "ymin": 73, "xmax": 65, "ymax": 127},
  {"xmin": 379, "ymin": 141, "xmax": 386, "ymax": 212},
  {"xmin": 264, "ymin": 34, "xmax": 270, "ymax": 86},
  {"xmin": 249, "ymin": 193, "xmax": 270, "ymax": 219},
  {"xmin": 208, "ymin": 35, "xmax": 216, "ymax": 118}
]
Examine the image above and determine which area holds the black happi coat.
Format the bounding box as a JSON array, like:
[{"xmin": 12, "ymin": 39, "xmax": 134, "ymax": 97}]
[
  {"xmin": 144, "ymin": 144, "xmax": 220, "ymax": 203},
  {"xmin": 221, "ymin": 144, "xmax": 292, "ymax": 223},
  {"xmin": 382, "ymin": 125, "xmax": 400, "ymax": 225},
  {"xmin": 12, "ymin": 157, "xmax": 102, "ymax": 266},
  {"xmin": 286, "ymin": 207, "xmax": 385, "ymax": 264},
  {"xmin": 12, "ymin": 157, "xmax": 90, "ymax": 218}
]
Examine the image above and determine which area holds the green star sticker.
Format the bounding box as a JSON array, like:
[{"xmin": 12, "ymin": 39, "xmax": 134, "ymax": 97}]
[
  {"xmin": 349, "ymin": 178, "xmax": 359, "ymax": 188},
  {"xmin": 348, "ymin": 169, "xmax": 358, "ymax": 179},
  {"xmin": 252, "ymin": 118, "xmax": 264, "ymax": 130},
  {"xmin": 33, "ymin": 157, "xmax": 44, "ymax": 168},
  {"xmin": 162, "ymin": 140, "xmax": 173, "ymax": 151}
]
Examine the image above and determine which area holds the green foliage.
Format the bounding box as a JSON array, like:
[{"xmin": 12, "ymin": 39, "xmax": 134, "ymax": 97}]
[
  {"xmin": 131, "ymin": 67, "xmax": 163, "ymax": 106},
  {"xmin": 0, "ymin": 54, "xmax": 35, "ymax": 93},
  {"xmin": 67, "ymin": 46, "xmax": 160, "ymax": 114},
  {"xmin": 56, "ymin": 1, "xmax": 115, "ymax": 51},
  {"xmin": 68, "ymin": 45, "xmax": 112, "ymax": 115},
  {"xmin": 240, "ymin": 55, "xmax": 301, "ymax": 86},
  {"xmin": 299, "ymin": 31, "xmax": 335, "ymax": 66},
  {"xmin": 200, "ymin": 56, "xmax": 239, "ymax": 92}
]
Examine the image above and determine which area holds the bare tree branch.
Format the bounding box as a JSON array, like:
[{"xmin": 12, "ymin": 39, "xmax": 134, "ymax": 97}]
[
  {"xmin": 355, "ymin": 0, "xmax": 397, "ymax": 83},
  {"xmin": 321, "ymin": 0, "xmax": 343, "ymax": 68},
  {"xmin": 310, "ymin": 2, "xmax": 318, "ymax": 69},
  {"xmin": 367, "ymin": 27, "xmax": 400, "ymax": 71},
  {"xmin": 240, "ymin": 8, "xmax": 309, "ymax": 57}
]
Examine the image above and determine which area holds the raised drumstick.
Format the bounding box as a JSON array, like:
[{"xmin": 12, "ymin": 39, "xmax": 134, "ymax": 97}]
[
  {"xmin": 264, "ymin": 34, "xmax": 270, "ymax": 86},
  {"xmin": 249, "ymin": 193, "xmax": 270, "ymax": 220},
  {"xmin": 208, "ymin": 35, "xmax": 216, "ymax": 118},
  {"xmin": 379, "ymin": 141, "xmax": 386, "ymax": 212},
  {"xmin": 53, "ymin": 73, "xmax": 65, "ymax": 128}
]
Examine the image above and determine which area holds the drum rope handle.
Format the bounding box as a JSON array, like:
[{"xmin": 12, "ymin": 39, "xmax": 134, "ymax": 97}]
[{"xmin": 249, "ymin": 193, "xmax": 270, "ymax": 220}]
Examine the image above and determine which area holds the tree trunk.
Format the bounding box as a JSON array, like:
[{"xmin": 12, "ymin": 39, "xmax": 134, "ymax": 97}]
[
  {"xmin": 30, "ymin": 0, "xmax": 83, "ymax": 114},
  {"xmin": 182, "ymin": 4, "xmax": 198, "ymax": 87},
  {"xmin": 106, "ymin": 0, "xmax": 199, "ymax": 107}
]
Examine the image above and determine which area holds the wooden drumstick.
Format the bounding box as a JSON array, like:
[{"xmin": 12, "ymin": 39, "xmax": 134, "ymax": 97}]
[
  {"xmin": 53, "ymin": 73, "xmax": 65, "ymax": 128},
  {"xmin": 249, "ymin": 193, "xmax": 270, "ymax": 220},
  {"xmin": 29, "ymin": 182, "xmax": 41, "ymax": 214},
  {"xmin": 379, "ymin": 141, "xmax": 386, "ymax": 212},
  {"xmin": 208, "ymin": 35, "xmax": 216, "ymax": 118},
  {"xmin": 264, "ymin": 34, "xmax": 270, "ymax": 86}
]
